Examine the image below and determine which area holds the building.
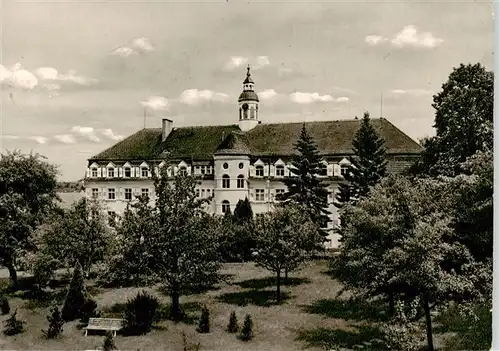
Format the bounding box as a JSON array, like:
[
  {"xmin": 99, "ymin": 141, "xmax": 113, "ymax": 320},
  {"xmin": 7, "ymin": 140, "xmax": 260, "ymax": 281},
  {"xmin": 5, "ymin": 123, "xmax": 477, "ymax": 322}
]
[{"xmin": 84, "ymin": 66, "xmax": 422, "ymax": 248}]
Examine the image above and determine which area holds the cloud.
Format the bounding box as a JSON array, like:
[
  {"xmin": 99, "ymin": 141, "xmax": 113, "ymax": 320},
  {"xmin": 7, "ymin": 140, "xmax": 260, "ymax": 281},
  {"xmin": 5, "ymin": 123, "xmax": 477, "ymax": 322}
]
[
  {"xmin": 365, "ymin": 25, "xmax": 443, "ymax": 49},
  {"xmin": 365, "ymin": 35, "xmax": 388, "ymax": 45},
  {"xmin": 259, "ymin": 89, "xmax": 279, "ymax": 100},
  {"xmin": 391, "ymin": 25, "xmax": 443, "ymax": 48},
  {"xmin": 179, "ymin": 89, "xmax": 229, "ymax": 105},
  {"xmin": 388, "ymin": 88, "xmax": 433, "ymax": 97},
  {"xmin": 141, "ymin": 96, "xmax": 169, "ymax": 110},
  {"xmin": 71, "ymin": 126, "xmax": 100, "ymax": 143},
  {"xmin": 100, "ymin": 129, "xmax": 124, "ymax": 141},
  {"xmin": 224, "ymin": 56, "xmax": 248, "ymax": 71},
  {"xmin": 35, "ymin": 67, "xmax": 98, "ymax": 86},
  {"xmin": 290, "ymin": 92, "xmax": 333, "ymax": 104},
  {"xmin": 335, "ymin": 97, "xmax": 350, "ymax": 103},
  {"xmin": 256, "ymin": 56, "xmax": 270, "ymax": 66},
  {"xmin": 111, "ymin": 37, "xmax": 155, "ymax": 57},
  {"xmin": 54, "ymin": 134, "xmax": 76, "ymax": 144},
  {"xmin": 29, "ymin": 136, "xmax": 48, "ymax": 144},
  {"xmin": 2, "ymin": 135, "xmax": 19, "ymax": 140},
  {"xmin": 1, "ymin": 63, "xmax": 38, "ymax": 90}
]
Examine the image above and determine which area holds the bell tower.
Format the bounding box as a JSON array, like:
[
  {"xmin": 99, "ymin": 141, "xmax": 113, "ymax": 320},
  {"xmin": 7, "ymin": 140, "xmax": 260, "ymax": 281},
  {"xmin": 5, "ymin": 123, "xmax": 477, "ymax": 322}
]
[{"xmin": 238, "ymin": 65, "xmax": 259, "ymax": 132}]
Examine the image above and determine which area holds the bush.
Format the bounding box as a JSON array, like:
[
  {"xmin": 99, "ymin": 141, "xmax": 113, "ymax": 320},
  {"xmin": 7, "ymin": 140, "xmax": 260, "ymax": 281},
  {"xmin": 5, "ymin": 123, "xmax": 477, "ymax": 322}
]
[
  {"xmin": 42, "ymin": 306, "xmax": 64, "ymax": 339},
  {"xmin": 61, "ymin": 262, "xmax": 86, "ymax": 321},
  {"xmin": 103, "ymin": 331, "xmax": 117, "ymax": 351},
  {"xmin": 227, "ymin": 311, "xmax": 238, "ymax": 333},
  {"xmin": 239, "ymin": 314, "xmax": 253, "ymax": 341},
  {"xmin": 197, "ymin": 305, "xmax": 210, "ymax": 333},
  {"xmin": 80, "ymin": 296, "xmax": 100, "ymax": 324},
  {"xmin": 0, "ymin": 296, "xmax": 10, "ymax": 315},
  {"xmin": 33, "ymin": 254, "xmax": 59, "ymax": 287},
  {"xmin": 123, "ymin": 291, "xmax": 159, "ymax": 335},
  {"xmin": 3, "ymin": 310, "xmax": 26, "ymax": 336}
]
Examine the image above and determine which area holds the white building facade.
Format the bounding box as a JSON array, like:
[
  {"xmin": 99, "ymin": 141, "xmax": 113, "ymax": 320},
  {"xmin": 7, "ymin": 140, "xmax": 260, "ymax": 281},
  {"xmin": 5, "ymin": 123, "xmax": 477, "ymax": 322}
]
[{"xmin": 84, "ymin": 66, "xmax": 421, "ymax": 248}]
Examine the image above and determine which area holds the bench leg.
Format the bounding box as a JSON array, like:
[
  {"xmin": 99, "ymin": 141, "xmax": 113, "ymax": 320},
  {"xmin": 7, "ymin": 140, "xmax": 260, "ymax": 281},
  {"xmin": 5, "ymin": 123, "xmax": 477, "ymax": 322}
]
[
  {"xmin": 85, "ymin": 330, "xmax": 88, "ymax": 336},
  {"xmin": 113, "ymin": 331, "xmax": 116, "ymax": 337}
]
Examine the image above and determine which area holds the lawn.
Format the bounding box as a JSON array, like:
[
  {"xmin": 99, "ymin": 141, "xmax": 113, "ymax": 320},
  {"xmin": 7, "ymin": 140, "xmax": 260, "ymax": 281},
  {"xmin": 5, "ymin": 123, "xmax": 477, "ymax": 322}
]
[{"xmin": 0, "ymin": 260, "xmax": 485, "ymax": 351}]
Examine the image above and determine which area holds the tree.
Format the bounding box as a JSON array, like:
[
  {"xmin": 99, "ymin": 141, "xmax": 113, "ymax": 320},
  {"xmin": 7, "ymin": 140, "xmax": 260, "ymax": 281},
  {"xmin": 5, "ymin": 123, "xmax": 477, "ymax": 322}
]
[
  {"xmin": 0, "ymin": 151, "xmax": 58, "ymax": 289},
  {"xmin": 335, "ymin": 111, "xmax": 387, "ymax": 208},
  {"xmin": 233, "ymin": 198, "xmax": 253, "ymax": 222},
  {"xmin": 411, "ymin": 63, "xmax": 493, "ymax": 176},
  {"xmin": 227, "ymin": 311, "xmax": 239, "ymax": 333},
  {"xmin": 239, "ymin": 314, "xmax": 253, "ymax": 341},
  {"xmin": 103, "ymin": 331, "xmax": 117, "ymax": 351},
  {"xmin": 331, "ymin": 175, "xmax": 490, "ymax": 351},
  {"xmin": 42, "ymin": 306, "xmax": 64, "ymax": 339},
  {"xmin": 253, "ymin": 203, "xmax": 323, "ymax": 303},
  {"xmin": 197, "ymin": 305, "xmax": 210, "ymax": 333},
  {"xmin": 34, "ymin": 198, "xmax": 112, "ymax": 276},
  {"xmin": 104, "ymin": 195, "xmax": 157, "ymax": 286},
  {"xmin": 3, "ymin": 309, "xmax": 25, "ymax": 336},
  {"xmin": 61, "ymin": 261, "xmax": 86, "ymax": 321},
  {"xmin": 218, "ymin": 213, "xmax": 256, "ymax": 263},
  {"xmin": 133, "ymin": 167, "xmax": 223, "ymax": 321},
  {"xmin": 278, "ymin": 123, "xmax": 330, "ymax": 237}
]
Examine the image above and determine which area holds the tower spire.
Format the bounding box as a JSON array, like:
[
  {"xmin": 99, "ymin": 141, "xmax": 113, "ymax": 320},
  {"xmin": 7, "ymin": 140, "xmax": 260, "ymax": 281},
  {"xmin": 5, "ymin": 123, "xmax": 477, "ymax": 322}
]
[
  {"xmin": 238, "ymin": 66, "xmax": 259, "ymax": 132},
  {"xmin": 247, "ymin": 64, "xmax": 251, "ymax": 77}
]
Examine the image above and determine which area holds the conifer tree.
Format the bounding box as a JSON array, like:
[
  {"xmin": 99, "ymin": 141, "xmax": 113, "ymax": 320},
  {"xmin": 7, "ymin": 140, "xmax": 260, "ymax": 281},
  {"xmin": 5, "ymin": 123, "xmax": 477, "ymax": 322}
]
[
  {"xmin": 61, "ymin": 261, "xmax": 86, "ymax": 321},
  {"xmin": 227, "ymin": 311, "xmax": 238, "ymax": 333},
  {"xmin": 233, "ymin": 198, "xmax": 253, "ymax": 222},
  {"xmin": 42, "ymin": 306, "xmax": 64, "ymax": 339},
  {"xmin": 3, "ymin": 309, "xmax": 25, "ymax": 336},
  {"xmin": 103, "ymin": 331, "xmax": 117, "ymax": 351},
  {"xmin": 197, "ymin": 305, "xmax": 210, "ymax": 333},
  {"xmin": 279, "ymin": 123, "xmax": 330, "ymax": 236},
  {"xmin": 335, "ymin": 112, "xmax": 387, "ymax": 208},
  {"xmin": 239, "ymin": 314, "xmax": 253, "ymax": 341}
]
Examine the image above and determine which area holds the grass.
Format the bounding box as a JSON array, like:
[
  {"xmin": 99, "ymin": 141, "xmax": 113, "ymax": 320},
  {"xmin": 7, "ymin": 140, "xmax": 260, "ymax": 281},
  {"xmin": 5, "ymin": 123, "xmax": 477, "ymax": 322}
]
[{"xmin": 0, "ymin": 260, "xmax": 487, "ymax": 351}]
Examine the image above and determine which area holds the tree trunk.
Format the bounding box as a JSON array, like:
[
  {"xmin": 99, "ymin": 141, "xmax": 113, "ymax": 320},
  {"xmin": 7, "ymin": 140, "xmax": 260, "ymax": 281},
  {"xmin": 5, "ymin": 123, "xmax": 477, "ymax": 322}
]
[
  {"xmin": 422, "ymin": 294, "xmax": 434, "ymax": 351},
  {"xmin": 6, "ymin": 261, "xmax": 19, "ymax": 291},
  {"xmin": 170, "ymin": 290, "xmax": 182, "ymax": 321},
  {"xmin": 276, "ymin": 269, "xmax": 281, "ymax": 303}
]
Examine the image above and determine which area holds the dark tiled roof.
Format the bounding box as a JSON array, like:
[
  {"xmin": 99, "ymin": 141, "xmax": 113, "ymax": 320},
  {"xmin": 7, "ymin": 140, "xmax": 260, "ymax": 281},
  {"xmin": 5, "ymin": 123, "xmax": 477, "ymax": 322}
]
[
  {"xmin": 215, "ymin": 131, "xmax": 252, "ymax": 155},
  {"xmin": 244, "ymin": 118, "xmax": 422, "ymax": 155},
  {"xmin": 89, "ymin": 118, "xmax": 421, "ymax": 162}
]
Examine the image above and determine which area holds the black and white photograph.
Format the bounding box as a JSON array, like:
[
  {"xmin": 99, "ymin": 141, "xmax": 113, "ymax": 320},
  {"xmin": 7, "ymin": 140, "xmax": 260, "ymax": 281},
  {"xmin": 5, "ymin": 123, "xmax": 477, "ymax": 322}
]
[{"xmin": 0, "ymin": 1, "xmax": 496, "ymax": 350}]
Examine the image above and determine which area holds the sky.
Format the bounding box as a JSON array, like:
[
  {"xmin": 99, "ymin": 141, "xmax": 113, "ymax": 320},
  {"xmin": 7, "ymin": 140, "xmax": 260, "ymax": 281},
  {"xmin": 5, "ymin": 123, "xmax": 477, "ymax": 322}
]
[{"xmin": 0, "ymin": 0, "xmax": 494, "ymax": 181}]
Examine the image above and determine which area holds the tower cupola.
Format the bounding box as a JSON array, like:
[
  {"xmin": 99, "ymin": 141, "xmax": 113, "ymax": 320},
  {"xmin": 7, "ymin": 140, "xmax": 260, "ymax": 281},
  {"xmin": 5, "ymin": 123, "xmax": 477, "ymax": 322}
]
[{"xmin": 238, "ymin": 65, "xmax": 259, "ymax": 132}]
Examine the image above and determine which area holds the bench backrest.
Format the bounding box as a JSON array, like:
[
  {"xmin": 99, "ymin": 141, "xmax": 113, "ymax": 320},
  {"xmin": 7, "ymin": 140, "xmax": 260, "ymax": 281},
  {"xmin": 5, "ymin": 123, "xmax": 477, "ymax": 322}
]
[{"xmin": 88, "ymin": 318, "xmax": 123, "ymax": 328}]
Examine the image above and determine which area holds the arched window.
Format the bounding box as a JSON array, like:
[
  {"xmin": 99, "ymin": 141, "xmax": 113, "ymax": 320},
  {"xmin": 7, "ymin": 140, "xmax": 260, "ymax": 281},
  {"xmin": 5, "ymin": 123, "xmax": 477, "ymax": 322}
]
[
  {"xmin": 237, "ymin": 175, "xmax": 245, "ymax": 189},
  {"xmin": 179, "ymin": 166, "xmax": 187, "ymax": 176},
  {"xmin": 340, "ymin": 164, "xmax": 350, "ymax": 176},
  {"xmin": 124, "ymin": 167, "xmax": 131, "ymax": 177},
  {"xmin": 222, "ymin": 174, "xmax": 230, "ymax": 188},
  {"xmin": 222, "ymin": 200, "xmax": 230, "ymax": 214},
  {"xmin": 319, "ymin": 161, "xmax": 328, "ymax": 176}
]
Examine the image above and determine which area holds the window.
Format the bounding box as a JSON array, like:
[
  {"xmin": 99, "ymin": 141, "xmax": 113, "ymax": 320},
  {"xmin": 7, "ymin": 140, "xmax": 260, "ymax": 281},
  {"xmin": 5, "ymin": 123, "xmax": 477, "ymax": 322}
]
[
  {"xmin": 196, "ymin": 189, "xmax": 200, "ymax": 197},
  {"xmin": 223, "ymin": 162, "xmax": 229, "ymax": 169},
  {"xmin": 108, "ymin": 188, "xmax": 115, "ymax": 200},
  {"xmin": 179, "ymin": 166, "xmax": 187, "ymax": 176},
  {"xmin": 107, "ymin": 168, "xmax": 115, "ymax": 178},
  {"xmin": 91, "ymin": 168, "xmax": 98, "ymax": 177},
  {"xmin": 207, "ymin": 189, "xmax": 212, "ymax": 197},
  {"xmin": 222, "ymin": 200, "xmax": 230, "ymax": 214},
  {"xmin": 275, "ymin": 189, "xmax": 285, "ymax": 201},
  {"xmin": 91, "ymin": 188, "xmax": 99, "ymax": 199},
  {"xmin": 124, "ymin": 188, "xmax": 132, "ymax": 200},
  {"xmin": 222, "ymin": 174, "xmax": 230, "ymax": 188},
  {"xmin": 319, "ymin": 162, "xmax": 327, "ymax": 176},
  {"xmin": 124, "ymin": 168, "xmax": 131, "ymax": 177},
  {"xmin": 255, "ymin": 165, "xmax": 264, "ymax": 177},
  {"xmin": 200, "ymin": 166, "xmax": 206, "ymax": 175},
  {"xmin": 341, "ymin": 165, "xmax": 350, "ymax": 176},
  {"xmin": 141, "ymin": 188, "xmax": 149, "ymax": 198},
  {"xmin": 201, "ymin": 189, "xmax": 206, "ymax": 197},
  {"xmin": 237, "ymin": 175, "xmax": 245, "ymax": 189},
  {"xmin": 255, "ymin": 189, "xmax": 265, "ymax": 202},
  {"xmin": 239, "ymin": 162, "xmax": 244, "ymax": 169},
  {"xmin": 141, "ymin": 167, "xmax": 148, "ymax": 177},
  {"xmin": 275, "ymin": 165, "xmax": 285, "ymax": 177}
]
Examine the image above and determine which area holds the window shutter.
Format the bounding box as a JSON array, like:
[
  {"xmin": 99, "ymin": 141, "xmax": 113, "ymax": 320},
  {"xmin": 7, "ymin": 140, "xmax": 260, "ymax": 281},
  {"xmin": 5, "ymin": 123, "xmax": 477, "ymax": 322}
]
[
  {"xmin": 333, "ymin": 164, "xmax": 341, "ymax": 176},
  {"xmin": 130, "ymin": 167, "xmax": 135, "ymax": 178},
  {"xmin": 85, "ymin": 168, "xmax": 90, "ymax": 178},
  {"xmin": 327, "ymin": 164, "xmax": 334, "ymax": 176},
  {"xmin": 285, "ymin": 165, "xmax": 290, "ymax": 177},
  {"xmin": 187, "ymin": 166, "xmax": 192, "ymax": 175},
  {"xmin": 118, "ymin": 168, "xmax": 122, "ymax": 177},
  {"xmin": 136, "ymin": 167, "xmax": 140, "ymax": 177},
  {"xmin": 249, "ymin": 165, "xmax": 255, "ymax": 177},
  {"xmin": 97, "ymin": 168, "xmax": 102, "ymax": 177},
  {"xmin": 250, "ymin": 189, "xmax": 255, "ymax": 200},
  {"xmin": 269, "ymin": 165, "xmax": 274, "ymax": 177},
  {"xmin": 101, "ymin": 188, "xmax": 106, "ymax": 199},
  {"xmin": 264, "ymin": 165, "xmax": 269, "ymax": 177}
]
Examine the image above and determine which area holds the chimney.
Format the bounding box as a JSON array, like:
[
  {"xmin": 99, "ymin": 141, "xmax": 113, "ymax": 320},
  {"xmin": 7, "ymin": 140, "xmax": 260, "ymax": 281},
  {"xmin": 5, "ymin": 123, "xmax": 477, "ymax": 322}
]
[{"xmin": 162, "ymin": 118, "xmax": 173, "ymax": 142}]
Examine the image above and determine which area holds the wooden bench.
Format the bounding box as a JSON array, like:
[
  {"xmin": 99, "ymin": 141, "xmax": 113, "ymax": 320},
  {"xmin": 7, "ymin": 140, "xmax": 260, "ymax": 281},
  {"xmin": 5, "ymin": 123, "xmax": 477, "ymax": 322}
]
[{"xmin": 84, "ymin": 318, "xmax": 124, "ymax": 337}]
